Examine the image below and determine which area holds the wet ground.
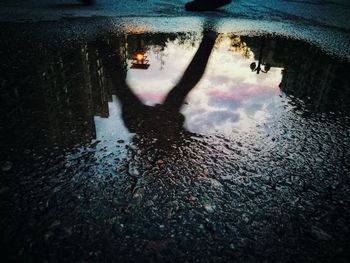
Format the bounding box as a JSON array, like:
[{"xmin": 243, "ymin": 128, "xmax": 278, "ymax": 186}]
[
  {"xmin": 1, "ymin": 0, "xmax": 350, "ymax": 30},
  {"xmin": 1, "ymin": 11, "xmax": 350, "ymax": 263}
]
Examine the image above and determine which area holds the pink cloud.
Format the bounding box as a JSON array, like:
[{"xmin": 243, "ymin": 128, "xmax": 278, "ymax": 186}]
[{"xmin": 209, "ymin": 84, "xmax": 279, "ymax": 102}]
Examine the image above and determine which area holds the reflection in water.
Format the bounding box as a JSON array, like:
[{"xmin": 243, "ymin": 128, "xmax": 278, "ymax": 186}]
[
  {"xmin": 126, "ymin": 34, "xmax": 279, "ymax": 135},
  {"xmin": 1, "ymin": 32, "xmax": 349, "ymax": 154},
  {"xmin": 249, "ymin": 38, "xmax": 271, "ymax": 74},
  {"xmin": 93, "ymin": 30, "xmax": 217, "ymax": 146},
  {"xmin": 0, "ymin": 33, "xmax": 349, "ymax": 157},
  {"xmin": 1, "ymin": 30, "xmax": 350, "ymax": 262}
]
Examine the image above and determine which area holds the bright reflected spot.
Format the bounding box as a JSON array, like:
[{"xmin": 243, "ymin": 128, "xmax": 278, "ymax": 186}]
[{"xmin": 94, "ymin": 95, "xmax": 133, "ymax": 145}]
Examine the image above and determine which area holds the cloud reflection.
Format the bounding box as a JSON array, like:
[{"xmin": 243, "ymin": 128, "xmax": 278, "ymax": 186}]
[{"xmin": 127, "ymin": 34, "xmax": 283, "ymax": 135}]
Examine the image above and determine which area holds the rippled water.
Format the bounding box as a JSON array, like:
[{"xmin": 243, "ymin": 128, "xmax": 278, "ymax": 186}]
[{"xmin": 0, "ymin": 31, "xmax": 349, "ymax": 262}]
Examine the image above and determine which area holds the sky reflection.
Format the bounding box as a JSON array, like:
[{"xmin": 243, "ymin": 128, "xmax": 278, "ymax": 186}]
[
  {"xmin": 94, "ymin": 95, "xmax": 133, "ymax": 143},
  {"xmin": 125, "ymin": 35, "xmax": 283, "ymax": 135}
]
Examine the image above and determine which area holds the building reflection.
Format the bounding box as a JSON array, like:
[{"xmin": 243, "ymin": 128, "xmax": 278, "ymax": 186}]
[
  {"xmin": 0, "ymin": 32, "xmax": 349, "ymax": 158},
  {"xmin": 244, "ymin": 36, "xmax": 349, "ymax": 112}
]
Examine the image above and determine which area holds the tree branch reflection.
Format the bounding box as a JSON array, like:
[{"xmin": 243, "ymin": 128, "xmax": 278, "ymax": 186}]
[{"xmin": 94, "ymin": 29, "xmax": 217, "ymax": 143}]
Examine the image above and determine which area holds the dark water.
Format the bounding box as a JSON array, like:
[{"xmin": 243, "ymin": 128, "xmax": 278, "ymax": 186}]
[{"xmin": 0, "ymin": 31, "xmax": 350, "ymax": 262}]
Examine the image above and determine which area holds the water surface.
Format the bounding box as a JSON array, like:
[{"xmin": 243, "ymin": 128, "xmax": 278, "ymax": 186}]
[{"xmin": 0, "ymin": 31, "xmax": 349, "ymax": 262}]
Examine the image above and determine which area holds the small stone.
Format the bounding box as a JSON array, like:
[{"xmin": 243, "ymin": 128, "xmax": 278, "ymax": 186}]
[
  {"xmin": 64, "ymin": 227, "xmax": 72, "ymax": 235},
  {"xmin": 311, "ymin": 226, "xmax": 332, "ymax": 240},
  {"xmin": 145, "ymin": 200, "xmax": 154, "ymax": 207},
  {"xmin": 189, "ymin": 196, "xmax": 197, "ymax": 201},
  {"xmin": 44, "ymin": 231, "xmax": 53, "ymax": 241},
  {"xmin": 49, "ymin": 220, "xmax": 61, "ymax": 228},
  {"xmin": 242, "ymin": 214, "xmax": 249, "ymax": 223},
  {"xmin": 204, "ymin": 203, "xmax": 215, "ymax": 213},
  {"xmin": 1, "ymin": 161, "xmax": 12, "ymax": 172},
  {"xmin": 156, "ymin": 160, "xmax": 165, "ymax": 165},
  {"xmin": 128, "ymin": 165, "xmax": 140, "ymax": 176}
]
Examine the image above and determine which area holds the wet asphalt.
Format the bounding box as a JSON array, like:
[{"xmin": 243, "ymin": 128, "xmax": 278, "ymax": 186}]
[{"xmin": 0, "ymin": 2, "xmax": 350, "ymax": 263}]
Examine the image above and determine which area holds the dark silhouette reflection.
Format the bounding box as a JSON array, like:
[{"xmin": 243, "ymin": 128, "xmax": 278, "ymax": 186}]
[
  {"xmin": 185, "ymin": 0, "xmax": 232, "ymax": 11},
  {"xmin": 49, "ymin": 0, "xmax": 95, "ymax": 9},
  {"xmin": 243, "ymin": 36, "xmax": 350, "ymax": 114},
  {"xmin": 249, "ymin": 38, "xmax": 271, "ymax": 74},
  {"xmin": 93, "ymin": 30, "xmax": 217, "ymax": 144},
  {"xmin": 78, "ymin": 0, "xmax": 95, "ymax": 4},
  {"xmin": 1, "ymin": 31, "xmax": 350, "ymax": 161},
  {"xmin": 1, "ymin": 27, "xmax": 350, "ymax": 263}
]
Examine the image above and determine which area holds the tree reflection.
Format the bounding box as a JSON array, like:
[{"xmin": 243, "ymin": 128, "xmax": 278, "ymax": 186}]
[{"xmin": 93, "ymin": 30, "xmax": 218, "ymax": 146}]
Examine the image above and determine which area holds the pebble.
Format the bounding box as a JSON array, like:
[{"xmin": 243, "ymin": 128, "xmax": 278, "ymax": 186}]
[
  {"xmin": 128, "ymin": 165, "xmax": 140, "ymax": 176},
  {"xmin": 156, "ymin": 160, "xmax": 165, "ymax": 165},
  {"xmin": 1, "ymin": 161, "xmax": 12, "ymax": 172},
  {"xmin": 311, "ymin": 226, "xmax": 332, "ymax": 240},
  {"xmin": 49, "ymin": 220, "xmax": 61, "ymax": 228},
  {"xmin": 204, "ymin": 203, "xmax": 215, "ymax": 213}
]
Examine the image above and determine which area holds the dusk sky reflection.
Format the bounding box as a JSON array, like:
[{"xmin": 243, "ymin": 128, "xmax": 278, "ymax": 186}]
[{"xmin": 126, "ymin": 35, "xmax": 283, "ymax": 135}]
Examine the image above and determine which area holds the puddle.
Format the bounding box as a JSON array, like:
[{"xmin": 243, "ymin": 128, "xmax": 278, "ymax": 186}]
[
  {"xmin": 1, "ymin": 32, "xmax": 349, "ymax": 153},
  {"xmin": 0, "ymin": 31, "xmax": 349, "ymax": 261}
]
